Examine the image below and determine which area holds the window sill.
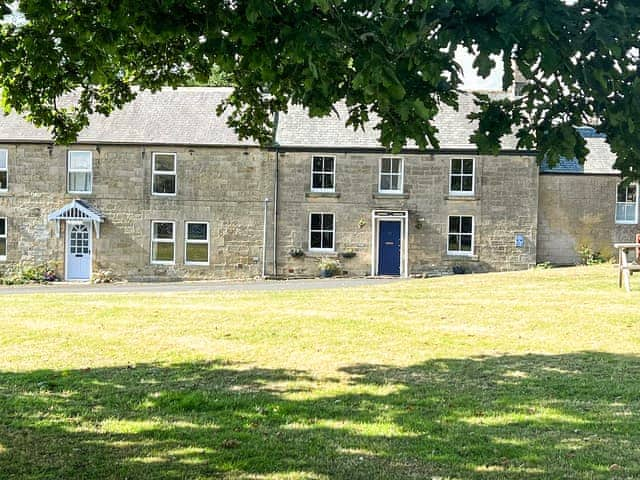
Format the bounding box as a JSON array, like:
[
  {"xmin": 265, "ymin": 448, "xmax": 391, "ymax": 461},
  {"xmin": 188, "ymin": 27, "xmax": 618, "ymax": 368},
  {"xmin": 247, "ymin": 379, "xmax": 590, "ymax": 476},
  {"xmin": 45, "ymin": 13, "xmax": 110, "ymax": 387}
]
[
  {"xmin": 305, "ymin": 251, "xmax": 338, "ymax": 257},
  {"xmin": 446, "ymin": 253, "xmax": 479, "ymax": 261},
  {"xmin": 305, "ymin": 191, "xmax": 340, "ymax": 198},
  {"xmin": 615, "ymin": 221, "xmax": 638, "ymax": 225},
  {"xmin": 373, "ymin": 193, "xmax": 409, "ymax": 199},
  {"xmin": 445, "ymin": 194, "xmax": 480, "ymax": 201}
]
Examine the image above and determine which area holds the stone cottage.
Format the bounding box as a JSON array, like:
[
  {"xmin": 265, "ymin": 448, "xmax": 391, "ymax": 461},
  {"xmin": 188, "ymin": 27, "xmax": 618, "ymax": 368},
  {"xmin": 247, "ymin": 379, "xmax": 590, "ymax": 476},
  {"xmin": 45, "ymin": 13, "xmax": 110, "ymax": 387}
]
[{"xmin": 0, "ymin": 87, "xmax": 634, "ymax": 281}]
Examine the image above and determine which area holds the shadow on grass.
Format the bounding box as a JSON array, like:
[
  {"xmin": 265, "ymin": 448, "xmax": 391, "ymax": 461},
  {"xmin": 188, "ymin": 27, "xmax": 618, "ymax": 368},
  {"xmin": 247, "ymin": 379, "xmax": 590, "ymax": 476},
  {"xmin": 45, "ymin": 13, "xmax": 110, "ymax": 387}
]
[{"xmin": 1, "ymin": 353, "xmax": 640, "ymax": 479}]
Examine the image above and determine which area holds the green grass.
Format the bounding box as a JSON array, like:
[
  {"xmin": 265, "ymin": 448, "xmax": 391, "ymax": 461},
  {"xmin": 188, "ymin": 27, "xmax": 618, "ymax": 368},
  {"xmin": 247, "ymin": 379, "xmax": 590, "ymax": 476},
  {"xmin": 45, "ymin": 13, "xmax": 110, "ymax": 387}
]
[{"xmin": 1, "ymin": 265, "xmax": 640, "ymax": 479}]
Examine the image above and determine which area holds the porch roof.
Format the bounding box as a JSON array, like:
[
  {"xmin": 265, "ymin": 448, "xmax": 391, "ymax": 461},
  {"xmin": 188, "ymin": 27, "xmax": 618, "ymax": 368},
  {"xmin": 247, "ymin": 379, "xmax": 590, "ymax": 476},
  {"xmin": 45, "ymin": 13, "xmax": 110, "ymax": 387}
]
[{"xmin": 47, "ymin": 199, "xmax": 105, "ymax": 223}]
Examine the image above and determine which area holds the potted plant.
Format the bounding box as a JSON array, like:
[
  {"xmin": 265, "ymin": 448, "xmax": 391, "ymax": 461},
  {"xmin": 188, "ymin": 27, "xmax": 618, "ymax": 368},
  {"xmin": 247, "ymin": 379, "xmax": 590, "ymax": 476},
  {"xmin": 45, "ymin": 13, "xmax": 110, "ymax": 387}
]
[
  {"xmin": 340, "ymin": 249, "xmax": 356, "ymax": 259},
  {"xmin": 289, "ymin": 247, "xmax": 305, "ymax": 258},
  {"xmin": 318, "ymin": 257, "xmax": 341, "ymax": 278}
]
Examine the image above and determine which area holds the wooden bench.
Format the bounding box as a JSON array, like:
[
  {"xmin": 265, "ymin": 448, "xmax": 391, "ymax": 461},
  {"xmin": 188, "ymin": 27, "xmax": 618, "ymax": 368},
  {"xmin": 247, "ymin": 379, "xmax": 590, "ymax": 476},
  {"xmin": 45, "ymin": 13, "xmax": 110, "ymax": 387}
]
[{"xmin": 614, "ymin": 243, "xmax": 640, "ymax": 292}]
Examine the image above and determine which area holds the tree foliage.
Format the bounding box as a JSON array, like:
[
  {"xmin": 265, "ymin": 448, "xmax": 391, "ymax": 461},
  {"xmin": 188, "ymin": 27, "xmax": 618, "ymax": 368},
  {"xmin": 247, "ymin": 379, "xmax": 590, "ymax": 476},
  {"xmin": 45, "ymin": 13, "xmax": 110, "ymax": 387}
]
[{"xmin": 0, "ymin": 1, "xmax": 639, "ymax": 177}]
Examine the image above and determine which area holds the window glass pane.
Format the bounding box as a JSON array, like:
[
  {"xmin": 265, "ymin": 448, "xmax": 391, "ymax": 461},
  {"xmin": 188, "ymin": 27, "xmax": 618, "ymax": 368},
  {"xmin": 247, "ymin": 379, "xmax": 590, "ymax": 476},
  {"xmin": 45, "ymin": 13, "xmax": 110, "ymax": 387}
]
[
  {"xmin": 450, "ymin": 176, "xmax": 461, "ymax": 192},
  {"xmin": 0, "ymin": 151, "xmax": 6, "ymax": 169},
  {"xmin": 322, "ymin": 231, "xmax": 334, "ymax": 249},
  {"xmin": 451, "ymin": 159, "xmax": 461, "ymax": 174},
  {"xmin": 448, "ymin": 235, "xmax": 460, "ymax": 252},
  {"xmin": 311, "ymin": 214, "xmax": 322, "ymax": 230},
  {"xmin": 389, "ymin": 175, "xmax": 399, "ymax": 190},
  {"xmin": 69, "ymin": 152, "xmax": 91, "ymax": 170},
  {"xmin": 617, "ymin": 185, "xmax": 627, "ymax": 202},
  {"xmin": 628, "ymin": 185, "xmax": 637, "ymax": 202},
  {"xmin": 462, "ymin": 176, "xmax": 473, "ymax": 191},
  {"xmin": 391, "ymin": 158, "xmax": 401, "ymax": 173},
  {"xmin": 153, "ymin": 222, "xmax": 173, "ymax": 240},
  {"xmin": 186, "ymin": 243, "xmax": 208, "ymax": 263},
  {"xmin": 154, "ymin": 154, "xmax": 175, "ymax": 172},
  {"xmin": 460, "ymin": 234, "xmax": 472, "ymax": 251},
  {"xmin": 0, "ymin": 218, "xmax": 5, "ymax": 236},
  {"xmin": 312, "ymin": 173, "xmax": 323, "ymax": 189},
  {"xmin": 617, "ymin": 203, "xmax": 635, "ymax": 222},
  {"xmin": 322, "ymin": 174, "xmax": 334, "ymax": 189},
  {"xmin": 462, "ymin": 159, "xmax": 474, "ymax": 174},
  {"xmin": 0, "ymin": 238, "xmax": 5, "ymax": 256},
  {"xmin": 310, "ymin": 231, "xmax": 322, "ymax": 248},
  {"xmin": 154, "ymin": 174, "xmax": 176, "ymax": 194},
  {"xmin": 0, "ymin": 171, "xmax": 6, "ymax": 190},
  {"xmin": 381, "ymin": 158, "xmax": 391, "ymax": 173},
  {"xmin": 69, "ymin": 172, "xmax": 91, "ymax": 192},
  {"xmin": 324, "ymin": 157, "xmax": 334, "ymax": 173},
  {"xmin": 187, "ymin": 223, "xmax": 208, "ymax": 241},
  {"xmin": 312, "ymin": 156, "xmax": 323, "ymax": 171},
  {"xmin": 152, "ymin": 242, "xmax": 174, "ymax": 262},
  {"xmin": 380, "ymin": 175, "xmax": 391, "ymax": 191},
  {"xmin": 449, "ymin": 216, "xmax": 460, "ymax": 233},
  {"xmin": 322, "ymin": 214, "xmax": 333, "ymax": 230},
  {"xmin": 461, "ymin": 216, "xmax": 473, "ymax": 233}
]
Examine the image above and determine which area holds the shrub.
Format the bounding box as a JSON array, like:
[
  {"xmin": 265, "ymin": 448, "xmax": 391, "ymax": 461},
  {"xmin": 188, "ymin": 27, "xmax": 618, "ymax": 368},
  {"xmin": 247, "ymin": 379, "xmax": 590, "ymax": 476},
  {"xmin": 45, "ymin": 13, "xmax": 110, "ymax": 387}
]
[
  {"xmin": 93, "ymin": 270, "xmax": 116, "ymax": 284},
  {"xmin": 577, "ymin": 245, "xmax": 609, "ymax": 265},
  {"xmin": 0, "ymin": 262, "xmax": 58, "ymax": 285},
  {"xmin": 318, "ymin": 257, "xmax": 341, "ymax": 277}
]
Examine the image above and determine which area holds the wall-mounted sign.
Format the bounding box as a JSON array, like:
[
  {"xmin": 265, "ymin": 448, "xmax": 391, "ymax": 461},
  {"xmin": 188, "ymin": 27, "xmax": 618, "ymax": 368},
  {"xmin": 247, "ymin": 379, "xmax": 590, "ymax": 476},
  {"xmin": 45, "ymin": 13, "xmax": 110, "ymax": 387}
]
[{"xmin": 515, "ymin": 234, "xmax": 525, "ymax": 248}]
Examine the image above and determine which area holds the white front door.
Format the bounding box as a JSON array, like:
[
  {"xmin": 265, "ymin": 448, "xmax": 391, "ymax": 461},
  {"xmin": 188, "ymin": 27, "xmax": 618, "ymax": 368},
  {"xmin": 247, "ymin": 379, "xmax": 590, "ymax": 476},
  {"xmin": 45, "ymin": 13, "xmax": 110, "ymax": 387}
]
[{"xmin": 66, "ymin": 222, "xmax": 92, "ymax": 281}]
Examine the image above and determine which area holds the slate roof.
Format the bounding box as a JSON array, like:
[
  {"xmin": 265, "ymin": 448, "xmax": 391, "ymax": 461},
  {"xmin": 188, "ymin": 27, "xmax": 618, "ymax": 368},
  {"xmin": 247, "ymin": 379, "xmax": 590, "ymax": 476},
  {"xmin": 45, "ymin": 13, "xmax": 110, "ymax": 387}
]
[
  {"xmin": 0, "ymin": 87, "xmax": 258, "ymax": 146},
  {"xmin": 275, "ymin": 91, "xmax": 520, "ymax": 150},
  {"xmin": 539, "ymin": 127, "xmax": 618, "ymax": 175},
  {"xmin": 0, "ymin": 86, "xmax": 619, "ymax": 173}
]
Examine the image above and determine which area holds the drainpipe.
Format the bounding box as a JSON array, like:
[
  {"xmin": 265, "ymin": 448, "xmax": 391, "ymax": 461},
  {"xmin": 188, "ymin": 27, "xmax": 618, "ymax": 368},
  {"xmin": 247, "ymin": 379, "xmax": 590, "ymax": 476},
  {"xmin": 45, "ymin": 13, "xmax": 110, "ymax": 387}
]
[
  {"xmin": 272, "ymin": 111, "xmax": 280, "ymax": 277},
  {"xmin": 272, "ymin": 146, "xmax": 280, "ymax": 276},
  {"xmin": 262, "ymin": 198, "xmax": 270, "ymax": 278}
]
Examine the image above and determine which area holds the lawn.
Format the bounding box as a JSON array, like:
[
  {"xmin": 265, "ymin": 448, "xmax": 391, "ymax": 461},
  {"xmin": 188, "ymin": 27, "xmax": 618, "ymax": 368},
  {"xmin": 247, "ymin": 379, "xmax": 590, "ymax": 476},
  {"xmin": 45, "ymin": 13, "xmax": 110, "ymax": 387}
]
[{"xmin": 1, "ymin": 265, "xmax": 640, "ymax": 479}]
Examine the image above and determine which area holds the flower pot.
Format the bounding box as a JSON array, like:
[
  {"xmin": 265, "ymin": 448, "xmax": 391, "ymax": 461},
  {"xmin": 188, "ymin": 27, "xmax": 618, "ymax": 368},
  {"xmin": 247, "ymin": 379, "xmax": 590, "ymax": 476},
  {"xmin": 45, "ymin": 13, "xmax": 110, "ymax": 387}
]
[{"xmin": 319, "ymin": 269, "xmax": 333, "ymax": 278}]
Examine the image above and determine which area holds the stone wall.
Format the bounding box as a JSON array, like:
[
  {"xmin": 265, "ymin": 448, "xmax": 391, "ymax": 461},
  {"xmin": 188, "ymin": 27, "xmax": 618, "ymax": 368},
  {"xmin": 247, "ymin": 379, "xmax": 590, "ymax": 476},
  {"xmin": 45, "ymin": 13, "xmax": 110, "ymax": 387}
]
[
  {"xmin": 276, "ymin": 151, "xmax": 539, "ymax": 277},
  {"xmin": 0, "ymin": 142, "xmax": 544, "ymax": 282},
  {"xmin": 0, "ymin": 143, "xmax": 273, "ymax": 281},
  {"xmin": 537, "ymin": 174, "xmax": 637, "ymax": 265}
]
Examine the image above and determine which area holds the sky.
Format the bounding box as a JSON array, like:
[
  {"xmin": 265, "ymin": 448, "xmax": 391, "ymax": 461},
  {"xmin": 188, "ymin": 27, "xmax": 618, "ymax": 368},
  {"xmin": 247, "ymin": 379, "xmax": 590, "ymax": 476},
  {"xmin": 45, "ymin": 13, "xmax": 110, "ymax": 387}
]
[{"xmin": 457, "ymin": 47, "xmax": 504, "ymax": 91}]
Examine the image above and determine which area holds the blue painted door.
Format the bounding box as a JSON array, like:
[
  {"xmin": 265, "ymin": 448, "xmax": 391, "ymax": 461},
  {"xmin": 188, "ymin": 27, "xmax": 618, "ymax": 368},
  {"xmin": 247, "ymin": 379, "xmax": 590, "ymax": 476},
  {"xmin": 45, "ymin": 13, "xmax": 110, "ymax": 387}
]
[{"xmin": 378, "ymin": 221, "xmax": 401, "ymax": 275}]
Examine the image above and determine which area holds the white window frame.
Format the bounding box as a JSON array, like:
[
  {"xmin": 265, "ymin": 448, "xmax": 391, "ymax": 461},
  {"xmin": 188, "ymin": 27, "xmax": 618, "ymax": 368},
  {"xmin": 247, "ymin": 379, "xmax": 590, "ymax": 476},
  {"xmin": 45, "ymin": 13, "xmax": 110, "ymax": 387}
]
[
  {"xmin": 615, "ymin": 182, "xmax": 639, "ymax": 224},
  {"xmin": 309, "ymin": 212, "xmax": 335, "ymax": 252},
  {"xmin": 0, "ymin": 217, "xmax": 6, "ymax": 261},
  {"xmin": 150, "ymin": 220, "xmax": 176, "ymax": 265},
  {"xmin": 449, "ymin": 158, "xmax": 475, "ymax": 196},
  {"xmin": 185, "ymin": 221, "xmax": 210, "ymax": 266},
  {"xmin": 310, "ymin": 155, "xmax": 336, "ymax": 192},
  {"xmin": 0, "ymin": 149, "xmax": 7, "ymax": 193},
  {"xmin": 67, "ymin": 151, "xmax": 93, "ymax": 194},
  {"xmin": 447, "ymin": 215, "xmax": 474, "ymax": 256},
  {"xmin": 378, "ymin": 157, "xmax": 404, "ymax": 194},
  {"xmin": 152, "ymin": 152, "xmax": 177, "ymax": 196}
]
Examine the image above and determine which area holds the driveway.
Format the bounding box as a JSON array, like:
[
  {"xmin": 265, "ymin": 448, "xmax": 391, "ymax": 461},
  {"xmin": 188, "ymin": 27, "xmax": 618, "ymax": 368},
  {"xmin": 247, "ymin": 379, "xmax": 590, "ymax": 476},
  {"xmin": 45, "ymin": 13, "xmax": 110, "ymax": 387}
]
[{"xmin": 0, "ymin": 276, "xmax": 405, "ymax": 295}]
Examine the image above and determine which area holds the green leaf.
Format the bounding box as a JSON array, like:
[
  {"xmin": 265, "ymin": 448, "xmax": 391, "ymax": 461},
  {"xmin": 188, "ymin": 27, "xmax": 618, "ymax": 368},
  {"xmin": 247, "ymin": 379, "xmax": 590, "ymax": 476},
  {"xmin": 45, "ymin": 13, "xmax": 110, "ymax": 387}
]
[{"xmin": 413, "ymin": 98, "xmax": 432, "ymax": 120}]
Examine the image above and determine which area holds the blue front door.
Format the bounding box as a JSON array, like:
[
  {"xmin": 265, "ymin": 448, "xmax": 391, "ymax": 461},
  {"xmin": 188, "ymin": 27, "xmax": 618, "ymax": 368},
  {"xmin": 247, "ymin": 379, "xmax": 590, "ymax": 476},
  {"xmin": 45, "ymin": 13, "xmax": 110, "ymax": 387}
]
[{"xmin": 378, "ymin": 221, "xmax": 401, "ymax": 275}]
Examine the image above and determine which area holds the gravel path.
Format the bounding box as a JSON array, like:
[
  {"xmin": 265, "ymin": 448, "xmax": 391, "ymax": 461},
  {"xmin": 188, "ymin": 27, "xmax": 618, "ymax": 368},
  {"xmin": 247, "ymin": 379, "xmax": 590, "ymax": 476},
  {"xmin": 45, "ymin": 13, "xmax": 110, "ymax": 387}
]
[{"xmin": 0, "ymin": 276, "xmax": 405, "ymax": 295}]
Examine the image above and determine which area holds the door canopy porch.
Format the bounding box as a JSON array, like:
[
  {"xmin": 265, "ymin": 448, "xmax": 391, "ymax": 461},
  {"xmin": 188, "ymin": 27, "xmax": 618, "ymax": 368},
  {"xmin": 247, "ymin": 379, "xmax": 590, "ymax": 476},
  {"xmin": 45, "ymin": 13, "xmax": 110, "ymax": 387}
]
[{"xmin": 48, "ymin": 199, "xmax": 105, "ymax": 238}]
